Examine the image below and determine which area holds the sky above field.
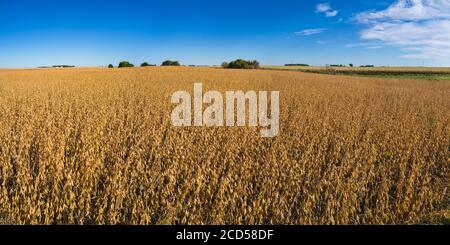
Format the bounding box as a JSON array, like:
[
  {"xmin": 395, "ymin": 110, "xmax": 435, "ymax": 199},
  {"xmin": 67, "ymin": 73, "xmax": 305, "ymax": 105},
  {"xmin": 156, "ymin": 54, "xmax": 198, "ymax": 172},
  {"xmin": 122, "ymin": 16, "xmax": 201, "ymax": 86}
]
[{"xmin": 1, "ymin": 0, "xmax": 450, "ymax": 68}]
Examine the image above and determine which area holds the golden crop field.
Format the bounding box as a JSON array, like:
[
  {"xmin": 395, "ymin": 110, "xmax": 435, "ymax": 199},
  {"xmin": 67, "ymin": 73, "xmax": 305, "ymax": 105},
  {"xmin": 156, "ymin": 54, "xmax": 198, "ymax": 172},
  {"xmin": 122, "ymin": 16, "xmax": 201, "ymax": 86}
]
[{"xmin": 0, "ymin": 67, "xmax": 449, "ymax": 225}]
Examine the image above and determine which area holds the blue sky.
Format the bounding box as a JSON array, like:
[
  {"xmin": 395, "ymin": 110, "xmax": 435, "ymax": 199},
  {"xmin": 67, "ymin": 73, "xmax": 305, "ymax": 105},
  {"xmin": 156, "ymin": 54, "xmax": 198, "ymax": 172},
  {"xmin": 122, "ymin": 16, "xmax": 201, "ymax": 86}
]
[{"xmin": 1, "ymin": 0, "xmax": 449, "ymax": 68}]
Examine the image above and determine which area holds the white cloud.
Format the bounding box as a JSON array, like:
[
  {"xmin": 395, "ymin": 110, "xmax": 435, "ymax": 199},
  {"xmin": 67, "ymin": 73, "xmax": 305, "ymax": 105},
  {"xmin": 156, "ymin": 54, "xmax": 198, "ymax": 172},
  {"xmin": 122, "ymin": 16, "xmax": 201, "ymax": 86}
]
[
  {"xmin": 325, "ymin": 10, "xmax": 338, "ymax": 17},
  {"xmin": 345, "ymin": 42, "xmax": 385, "ymax": 48},
  {"xmin": 356, "ymin": 0, "xmax": 450, "ymax": 22},
  {"xmin": 316, "ymin": 3, "xmax": 332, "ymax": 12},
  {"xmin": 355, "ymin": 0, "xmax": 450, "ymax": 59},
  {"xmin": 316, "ymin": 3, "xmax": 339, "ymax": 17},
  {"xmin": 295, "ymin": 28, "xmax": 325, "ymax": 36},
  {"xmin": 317, "ymin": 40, "xmax": 330, "ymax": 45},
  {"xmin": 366, "ymin": 46, "xmax": 384, "ymax": 49}
]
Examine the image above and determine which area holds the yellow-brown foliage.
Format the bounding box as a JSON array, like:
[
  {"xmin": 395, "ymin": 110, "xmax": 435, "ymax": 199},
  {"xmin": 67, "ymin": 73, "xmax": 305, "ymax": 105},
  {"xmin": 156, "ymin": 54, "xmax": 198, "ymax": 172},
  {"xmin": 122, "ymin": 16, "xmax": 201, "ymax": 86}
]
[{"xmin": 0, "ymin": 67, "xmax": 448, "ymax": 224}]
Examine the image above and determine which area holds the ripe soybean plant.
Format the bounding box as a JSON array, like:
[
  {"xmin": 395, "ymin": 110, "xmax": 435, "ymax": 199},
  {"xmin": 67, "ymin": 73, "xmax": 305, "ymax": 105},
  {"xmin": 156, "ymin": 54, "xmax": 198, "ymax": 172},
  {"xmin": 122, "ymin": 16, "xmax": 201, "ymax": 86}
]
[{"xmin": 171, "ymin": 83, "xmax": 280, "ymax": 137}]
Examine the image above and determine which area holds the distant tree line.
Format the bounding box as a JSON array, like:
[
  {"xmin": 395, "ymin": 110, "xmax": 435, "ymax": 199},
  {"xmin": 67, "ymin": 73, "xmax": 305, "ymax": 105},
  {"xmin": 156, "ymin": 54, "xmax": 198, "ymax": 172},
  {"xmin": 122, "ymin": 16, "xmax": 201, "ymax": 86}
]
[
  {"xmin": 161, "ymin": 60, "xmax": 180, "ymax": 66},
  {"xmin": 326, "ymin": 64, "xmax": 375, "ymax": 68},
  {"xmin": 118, "ymin": 61, "xmax": 134, "ymax": 68},
  {"xmin": 141, "ymin": 62, "xmax": 157, "ymax": 67},
  {"xmin": 40, "ymin": 60, "xmax": 375, "ymax": 70},
  {"xmin": 109, "ymin": 59, "xmax": 263, "ymax": 69},
  {"xmin": 285, "ymin": 64, "xmax": 309, "ymax": 67},
  {"xmin": 53, "ymin": 65, "xmax": 75, "ymax": 68},
  {"xmin": 38, "ymin": 65, "xmax": 75, "ymax": 68},
  {"xmin": 222, "ymin": 59, "xmax": 260, "ymax": 69},
  {"xmin": 109, "ymin": 60, "xmax": 181, "ymax": 68}
]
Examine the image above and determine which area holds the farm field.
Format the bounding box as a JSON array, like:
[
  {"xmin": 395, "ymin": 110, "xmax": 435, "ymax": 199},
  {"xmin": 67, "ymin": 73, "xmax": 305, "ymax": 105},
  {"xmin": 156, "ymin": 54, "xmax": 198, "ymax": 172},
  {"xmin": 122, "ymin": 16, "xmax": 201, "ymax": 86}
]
[
  {"xmin": 263, "ymin": 66, "xmax": 450, "ymax": 80},
  {"xmin": 0, "ymin": 67, "xmax": 449, "ymax": 224}
]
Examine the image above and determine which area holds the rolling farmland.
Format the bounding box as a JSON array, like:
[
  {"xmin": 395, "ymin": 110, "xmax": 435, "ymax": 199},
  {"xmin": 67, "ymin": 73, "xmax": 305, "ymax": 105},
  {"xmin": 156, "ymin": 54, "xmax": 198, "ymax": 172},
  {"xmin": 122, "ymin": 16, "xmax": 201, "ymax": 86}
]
[{"xmin": 0, "ymin": 67, "xmax": 448, "ymax": 224}]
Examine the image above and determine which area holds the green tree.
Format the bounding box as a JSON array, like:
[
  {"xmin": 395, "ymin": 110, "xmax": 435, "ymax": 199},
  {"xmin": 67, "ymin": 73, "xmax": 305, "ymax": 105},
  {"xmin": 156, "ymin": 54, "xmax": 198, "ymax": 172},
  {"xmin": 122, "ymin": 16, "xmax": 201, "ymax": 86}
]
[
  {"xmin": 161, "ymin": 60, "xmax": 180, "ymax": 66},
  {"xmin": 223, "ymin": 59, "xmax": 260, "ymax": 69},
  {"xmin": 108, "ymin": 64, "xmax": 114, "ymax": 68},
  {"xmin": 141, "ymin": 62, "xmax": 151, "ymax": 67},
  {"xmin": 118, "ymin": 61, "xmax": 134, "ymax": 68}
]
